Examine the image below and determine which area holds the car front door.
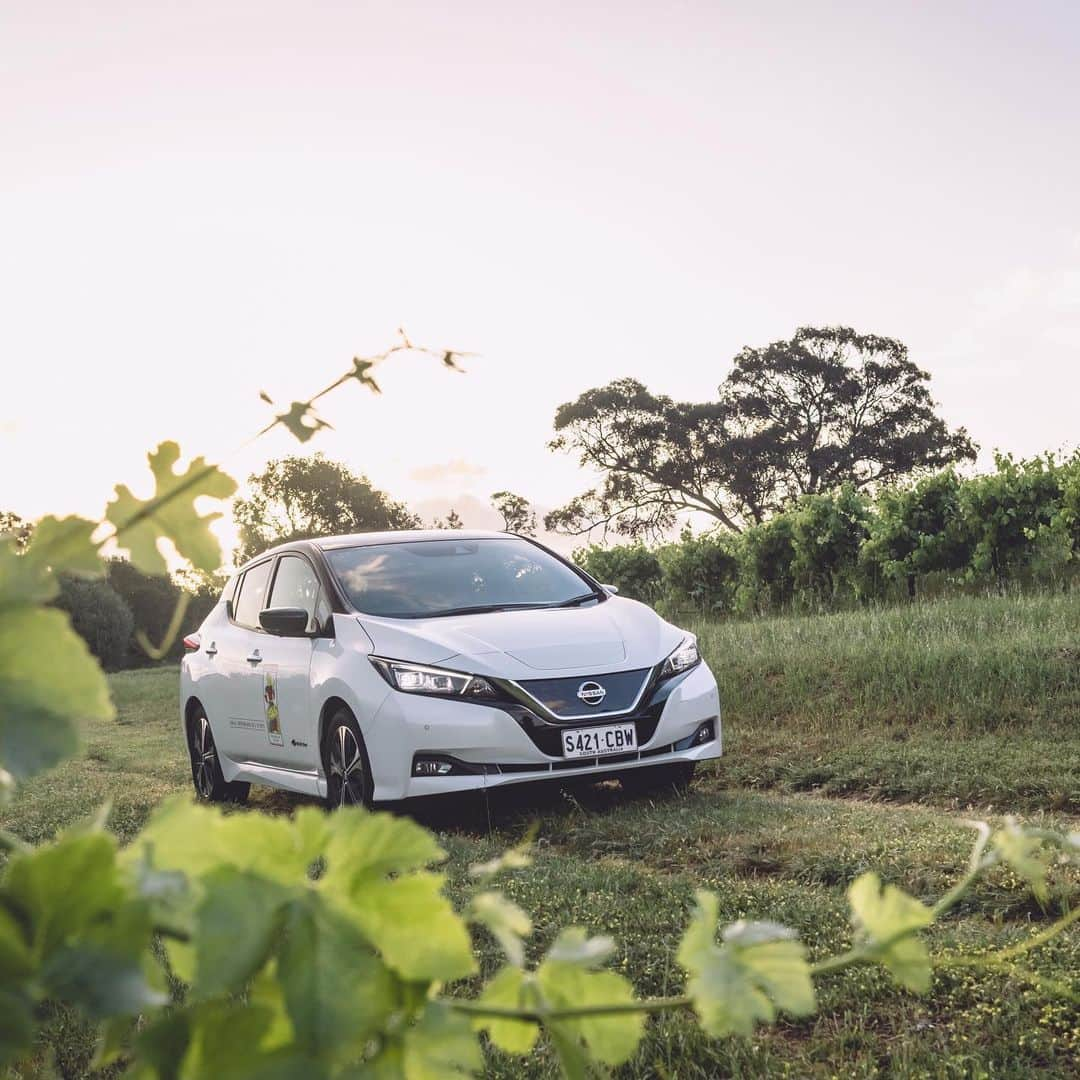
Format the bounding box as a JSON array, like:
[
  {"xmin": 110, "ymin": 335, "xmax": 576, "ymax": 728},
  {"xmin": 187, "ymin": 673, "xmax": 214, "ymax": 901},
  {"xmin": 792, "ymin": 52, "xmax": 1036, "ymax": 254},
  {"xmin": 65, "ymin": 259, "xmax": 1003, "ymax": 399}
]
[
  {"xmin": 210, "ymin": 557, "xmax": 276, "ymax": 766},
  {"xmin": 253, "ymin": 553, "xmax": 322, "ymax": 773}
]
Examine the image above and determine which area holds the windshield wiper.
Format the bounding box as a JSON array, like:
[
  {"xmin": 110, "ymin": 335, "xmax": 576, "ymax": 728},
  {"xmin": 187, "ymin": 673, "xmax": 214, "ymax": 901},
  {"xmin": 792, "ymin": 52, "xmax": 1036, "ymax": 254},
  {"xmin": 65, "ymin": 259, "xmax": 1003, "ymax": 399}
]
[
  {"xmin": 553, "ymin": 592, "xmax": 601, "ymax": 607},
  {"xmin": 423, "ymin": 602, "xmax": 549, "ymax": 618}
]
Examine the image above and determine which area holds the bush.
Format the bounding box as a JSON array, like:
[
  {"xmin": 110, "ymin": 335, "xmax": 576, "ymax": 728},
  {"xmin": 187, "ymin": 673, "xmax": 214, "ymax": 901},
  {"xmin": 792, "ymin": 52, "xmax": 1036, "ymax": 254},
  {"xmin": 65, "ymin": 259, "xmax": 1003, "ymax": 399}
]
[
  {"xmin": 736, "ymin": 513, "xmax": 798, "ymax": 614},
  {"xmin": 959, "ymin": 453, "xmax": 1070, "ymax": 590},
  {"xmin": 53, "ymin": 573, "xmax": 134, "ymax": 671},
  {"xmin": 574, "ymin": 542, "xmax": 664, "ymax": 602},
  {"xmin": 788, "ymin": 485, "xmax": 872, "ymax": 606},
  {"xmin": 106, "ymin": 559, "xmax": 221, "ymax": 664},
  {"xmin": 658, "ymin": 530, "xmax": 740, "ymax": 613},
  {"xmin": 576, "ymin": 454, "xmax": 1079, "ymax": 617},
  {"xmin": 860, "ymin": 470, "xmax": 971, "ymax": 599}
]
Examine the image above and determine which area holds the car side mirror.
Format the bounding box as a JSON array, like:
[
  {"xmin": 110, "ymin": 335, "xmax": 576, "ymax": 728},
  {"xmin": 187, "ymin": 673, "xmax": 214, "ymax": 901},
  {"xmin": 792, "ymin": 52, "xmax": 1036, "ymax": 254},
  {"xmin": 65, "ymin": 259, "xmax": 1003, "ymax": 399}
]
[
  {"xmin": 601, "ymin": 583, "xmax": 620, "ymax": 595},
  {"xmin": 259, "ymin": 607, "xmax": 311, "ymax": 636}
]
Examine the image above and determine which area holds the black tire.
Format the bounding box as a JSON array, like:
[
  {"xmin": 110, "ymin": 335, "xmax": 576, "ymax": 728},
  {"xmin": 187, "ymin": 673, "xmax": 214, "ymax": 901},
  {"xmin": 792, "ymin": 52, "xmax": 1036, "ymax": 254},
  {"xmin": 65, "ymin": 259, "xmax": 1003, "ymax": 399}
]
[
  {"xmin": 619, "ymin": 761, "xmax": 696, "ymax": 796},
  {"xmin": 187, "ymin": 707, "xmax": 250, "ymax": 804},
  {"xmin": 322, "ymin": 708, "xmax": 372, "ymax": 809}
]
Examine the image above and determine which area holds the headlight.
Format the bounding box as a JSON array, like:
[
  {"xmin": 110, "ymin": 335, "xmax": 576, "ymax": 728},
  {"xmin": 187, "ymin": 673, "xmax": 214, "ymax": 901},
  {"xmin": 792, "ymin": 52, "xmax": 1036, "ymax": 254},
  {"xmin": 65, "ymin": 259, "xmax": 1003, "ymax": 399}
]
[
  {"xmin": 369, "ymin": 657, "xmax": 498, "ymax": 699},
  {"xmin": 660, "ymin": 636, "xmax": 700, "ymax": 678}
]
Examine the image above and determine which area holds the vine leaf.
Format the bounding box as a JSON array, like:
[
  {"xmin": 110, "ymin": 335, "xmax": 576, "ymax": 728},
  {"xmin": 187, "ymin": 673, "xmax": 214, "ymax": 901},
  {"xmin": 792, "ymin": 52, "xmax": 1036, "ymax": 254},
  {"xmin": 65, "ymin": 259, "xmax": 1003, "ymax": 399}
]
[
  {"xmin": 106, "ymin": 442, "xmax": 237, "ymax": 574},
  {"xmin": 469, "ymin": 891, "xmax": 532, "ymax": 967},
  {"xmin": 277, "ymin": 401, "xmax": 332, "ymax": 443},
  {"xmin": 677, "ymin": 893, "xmax": 815, "ymax": 1037},
  {"xmin": 349, "ymin": 358, "xmax": 382, "ymax": 394},
  {"xmin": 0, "ymin": 608, "xmax": 113, "ymax": 785},
  {"xmin": 345, "ymin": 872, "xmax": 477, "ymax": 983},
  {"xmin": 402, "ymin": 1002, "xmax": 483, "ymax": 1079},
  {"xmin": 277, "ymin": 893, "xmax": 397, "ymax": 1059},
  {"xmin": 471, "ymin": 966, "xmax": 539, "ymax": 1054},
  {"xmin": 993, "ymin": 819, "xmax": 1051, "ymax": 901},
  {"xmin": 536, "ymin": 928, "xmax": 643, "ymax": 1066},
  {"xmin": 191, "ymin": 867, "xmax": 290, "ymax": 999},
  {"xmin": 323, "ymin": 810, "xmax": 445, "ymax": 885},
  {"xmin": 847, "ymin": 872, "xmax": 934, "ymax": 991},
  {"xmin": 25, "ymin": 515, "xmax": 102, "ymax": 580}
]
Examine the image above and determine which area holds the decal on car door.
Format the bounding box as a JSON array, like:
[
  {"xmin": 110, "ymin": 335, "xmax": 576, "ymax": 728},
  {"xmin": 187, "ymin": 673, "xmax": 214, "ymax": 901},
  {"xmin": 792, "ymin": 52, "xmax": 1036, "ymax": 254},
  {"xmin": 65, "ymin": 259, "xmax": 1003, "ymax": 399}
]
[{"xmin": 263, "ymin": 668, "xmax": 284, "ymax": 746}]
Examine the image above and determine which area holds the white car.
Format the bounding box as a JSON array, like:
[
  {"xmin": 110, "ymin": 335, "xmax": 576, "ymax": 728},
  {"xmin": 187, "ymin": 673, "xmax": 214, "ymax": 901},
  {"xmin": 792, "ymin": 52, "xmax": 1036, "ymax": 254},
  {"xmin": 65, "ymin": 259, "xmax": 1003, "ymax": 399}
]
[{"xmin": 180, "ymin": 531, "xmax": 722, "ymax": 806}]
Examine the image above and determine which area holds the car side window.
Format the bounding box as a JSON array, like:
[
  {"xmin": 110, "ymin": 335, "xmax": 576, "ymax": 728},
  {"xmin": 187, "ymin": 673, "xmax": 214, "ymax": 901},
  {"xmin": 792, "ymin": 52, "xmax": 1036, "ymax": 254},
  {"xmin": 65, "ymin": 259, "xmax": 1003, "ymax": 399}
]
[
  {"xmin": 268, "ymin": 555, "xmax": 323, "ymax": 633},
  {"xmin": 233, "ymin": 560, "xmax": 274, "ymax": 630}
]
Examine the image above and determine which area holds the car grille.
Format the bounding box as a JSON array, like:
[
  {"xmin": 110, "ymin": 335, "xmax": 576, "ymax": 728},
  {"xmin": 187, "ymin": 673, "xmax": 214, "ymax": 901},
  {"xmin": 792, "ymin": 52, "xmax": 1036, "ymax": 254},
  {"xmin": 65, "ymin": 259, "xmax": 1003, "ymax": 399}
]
[{"xmin": 512, "ymin": 667, "xmax": 652, "ymax": 720}]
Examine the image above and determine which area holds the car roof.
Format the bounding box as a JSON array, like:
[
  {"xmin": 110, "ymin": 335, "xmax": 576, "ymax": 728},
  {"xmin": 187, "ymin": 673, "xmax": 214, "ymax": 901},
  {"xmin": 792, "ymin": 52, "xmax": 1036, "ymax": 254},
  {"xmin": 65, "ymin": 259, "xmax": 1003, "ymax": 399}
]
[
  {"xmin": 315, "ymin": 529, "xmax": 511, "ymax": 550},
  {"xmin": 239, "ymin": 529, "xmax": 518, "ymax": 570}
]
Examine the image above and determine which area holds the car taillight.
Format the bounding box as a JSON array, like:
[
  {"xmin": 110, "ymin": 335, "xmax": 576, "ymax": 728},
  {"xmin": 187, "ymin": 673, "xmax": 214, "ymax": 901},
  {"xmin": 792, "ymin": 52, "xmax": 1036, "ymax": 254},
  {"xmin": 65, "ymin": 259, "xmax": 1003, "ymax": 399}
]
[{"xmin": 183, "ymin": 634, "xmax": 201, "ymax": 652}]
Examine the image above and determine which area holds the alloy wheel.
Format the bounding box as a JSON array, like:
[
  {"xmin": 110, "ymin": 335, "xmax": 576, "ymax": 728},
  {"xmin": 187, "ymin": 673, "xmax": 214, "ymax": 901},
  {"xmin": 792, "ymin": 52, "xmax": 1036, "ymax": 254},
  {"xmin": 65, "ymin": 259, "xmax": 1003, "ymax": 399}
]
[
  {"xmin": 328, "ymin": 723, "xmax": 366, "ymax": 806},
  {"xmin": 192, "ymin": 715, "xmax": 216, "ymax": 799}
]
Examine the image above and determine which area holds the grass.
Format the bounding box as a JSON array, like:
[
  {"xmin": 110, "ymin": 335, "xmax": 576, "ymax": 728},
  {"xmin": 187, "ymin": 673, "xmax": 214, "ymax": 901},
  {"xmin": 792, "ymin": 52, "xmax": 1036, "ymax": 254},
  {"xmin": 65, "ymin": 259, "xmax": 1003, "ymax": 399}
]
[
  {"xmin": 2, "ymin": 590, "xmax": 1079, "ymax": 1077},
  {"xmin": 691, "ymin": 591, "xmax": 1080, "ymax": 812}
]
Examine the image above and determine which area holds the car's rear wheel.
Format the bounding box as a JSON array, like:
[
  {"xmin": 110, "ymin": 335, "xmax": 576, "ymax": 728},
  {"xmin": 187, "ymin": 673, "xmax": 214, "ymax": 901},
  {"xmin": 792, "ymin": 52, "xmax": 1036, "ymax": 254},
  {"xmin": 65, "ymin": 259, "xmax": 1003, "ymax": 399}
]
[
  {"xmin": 619, "ymin": 761, "xmax": 696, "ymax": 796},
  {"xmin": 323, "ymin": 708, "xmax": 372, "ymax": 809},
  {"xmin": 187, "ymin": 707, "xmax": 249, "ymax": 804}
]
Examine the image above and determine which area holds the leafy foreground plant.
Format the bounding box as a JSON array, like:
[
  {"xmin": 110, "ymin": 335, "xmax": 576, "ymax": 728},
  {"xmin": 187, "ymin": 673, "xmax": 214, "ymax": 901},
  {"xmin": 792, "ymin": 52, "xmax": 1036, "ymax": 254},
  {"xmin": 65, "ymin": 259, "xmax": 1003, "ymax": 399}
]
[
  {"xmin": 1, "ymin": 801, "xmax": 1077, "ymax": 1077},
  {"xmin": 0, "ymin": 334, "xmax": 1077, "ymax": 1077}
]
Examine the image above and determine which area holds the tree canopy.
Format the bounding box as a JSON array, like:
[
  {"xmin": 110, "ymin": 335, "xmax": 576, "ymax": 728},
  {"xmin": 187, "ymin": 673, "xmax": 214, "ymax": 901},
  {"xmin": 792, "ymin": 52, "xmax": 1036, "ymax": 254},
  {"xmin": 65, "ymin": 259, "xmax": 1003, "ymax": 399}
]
[
  {"xmin": 546, "ymin": 327, "xmax": 976, "ymax": 537},
  {"xmin": 491, "ymin": 491, "xmax": 537, "ymax": 535},
  {"xmin": 233, "ymin": 454, "xmax": 420, "ymax": 562}
]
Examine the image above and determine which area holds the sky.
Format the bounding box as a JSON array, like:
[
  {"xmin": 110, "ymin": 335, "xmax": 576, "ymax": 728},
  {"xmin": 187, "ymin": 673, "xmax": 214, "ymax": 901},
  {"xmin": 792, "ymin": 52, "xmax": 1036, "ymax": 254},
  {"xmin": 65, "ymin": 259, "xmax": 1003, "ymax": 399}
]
[{"xmin": 2, "ymin": 1, "xmax": 1079, "ymax": 564}]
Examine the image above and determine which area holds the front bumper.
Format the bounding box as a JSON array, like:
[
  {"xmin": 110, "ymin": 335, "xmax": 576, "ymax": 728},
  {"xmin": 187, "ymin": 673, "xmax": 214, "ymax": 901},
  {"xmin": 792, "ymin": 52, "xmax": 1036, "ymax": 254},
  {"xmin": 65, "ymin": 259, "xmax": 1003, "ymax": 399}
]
[{"xmin": 364, "ymin": 660, "xmax": 722, "ymax": 801}]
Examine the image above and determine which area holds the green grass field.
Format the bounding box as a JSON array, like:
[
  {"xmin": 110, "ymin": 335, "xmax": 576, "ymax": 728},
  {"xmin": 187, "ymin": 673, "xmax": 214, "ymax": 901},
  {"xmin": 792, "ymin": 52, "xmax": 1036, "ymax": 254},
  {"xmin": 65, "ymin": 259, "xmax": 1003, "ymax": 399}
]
[{"xmin": 2, "ymin": 592, "xmax": 1078, "ymax": 1077}]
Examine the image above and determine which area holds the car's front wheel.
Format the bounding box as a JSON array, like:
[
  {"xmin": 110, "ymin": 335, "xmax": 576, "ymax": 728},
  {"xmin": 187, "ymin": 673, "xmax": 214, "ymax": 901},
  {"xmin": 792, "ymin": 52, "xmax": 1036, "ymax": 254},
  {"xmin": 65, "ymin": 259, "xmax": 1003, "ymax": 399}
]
[
  {"xmin": 323, "ymin": 708, "xmax": 372, "ymax": 809},
  {"xmin": 187, "ymin": 708, "xmax": 249, "ymax": 804},
  {"xmin": 619, "ymin": 761, "xmax": 696, "ymax": 796}
]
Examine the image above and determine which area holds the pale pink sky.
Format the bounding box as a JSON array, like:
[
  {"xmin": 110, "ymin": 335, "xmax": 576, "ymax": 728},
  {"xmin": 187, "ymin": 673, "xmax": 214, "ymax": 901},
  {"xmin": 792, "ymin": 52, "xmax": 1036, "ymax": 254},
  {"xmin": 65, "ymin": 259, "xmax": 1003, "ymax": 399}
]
[{"xmin": 3, "ymin": 1, "xmax": 1078, "ymax": 561}]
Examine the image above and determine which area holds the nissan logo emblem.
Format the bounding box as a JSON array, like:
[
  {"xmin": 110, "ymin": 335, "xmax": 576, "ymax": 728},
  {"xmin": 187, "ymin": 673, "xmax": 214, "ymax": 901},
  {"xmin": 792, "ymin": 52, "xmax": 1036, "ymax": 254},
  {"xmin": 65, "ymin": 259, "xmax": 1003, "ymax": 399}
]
[{"xmin": 576, "ymin": 681, "xmax": 607, "ymax": 706}]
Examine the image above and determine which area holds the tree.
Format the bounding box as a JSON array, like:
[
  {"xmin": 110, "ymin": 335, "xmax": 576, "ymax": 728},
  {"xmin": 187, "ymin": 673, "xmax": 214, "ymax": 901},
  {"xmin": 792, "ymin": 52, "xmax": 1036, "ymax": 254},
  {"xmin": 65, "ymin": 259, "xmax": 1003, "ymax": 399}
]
[
  {"xmin": 53, "ymin": 573, "xmax": 134, "ymax": 671},
  {"xmin": 546, "ymin": 327, "xmax": 976, "ymax": 538},
  {"xmin": 233, "ymin": 454, "xmax": 420, "ymax": 562},
  {"xmin": 0, "ymin": 511, "xmax": 33, "ymax": 550},
  {"xmin": 491, "ymin": 490, "xmax": 537, "ymax": 535},
  {"xmin": 431, "ymin": 508, "xmax": 464, "ymax": 529}
]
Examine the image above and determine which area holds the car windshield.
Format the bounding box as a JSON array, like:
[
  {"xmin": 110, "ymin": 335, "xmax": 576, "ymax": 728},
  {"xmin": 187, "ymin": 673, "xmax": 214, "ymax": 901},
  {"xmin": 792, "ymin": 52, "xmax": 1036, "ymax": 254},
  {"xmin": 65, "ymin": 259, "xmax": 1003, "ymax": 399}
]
[{"xmin": 324, "ymin": 537, "xmax": 599, "ymax": 618}]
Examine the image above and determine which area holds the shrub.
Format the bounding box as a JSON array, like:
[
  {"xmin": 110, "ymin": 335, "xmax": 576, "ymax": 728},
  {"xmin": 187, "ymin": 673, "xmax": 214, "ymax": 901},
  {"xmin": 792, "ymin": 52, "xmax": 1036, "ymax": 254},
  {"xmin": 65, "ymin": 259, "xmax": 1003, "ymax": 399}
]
[
  {"xmin": 860, "ymin": 470, "xmax": 971, "ymax": 598},
  {"xmin": 959, "ymin": 454, "xmax": 1067, "ymax": 590},
  {"xmin": 52, "ymin": 573, "xmax": 134, "ymax": 671},
  {"xmin": 574, "ymin": 542, "xmax": 664, "ymax": 602},
  {"xmin": 788, "ymin": 485, "xmax": 872, "ymax": 606},
  {"xmin": 658, "ymin": 529, "xmax": 740, "ymax": 613},
  {"xmin": 736, "ymin": 513, "xmax": 798, "ymax": 614}
]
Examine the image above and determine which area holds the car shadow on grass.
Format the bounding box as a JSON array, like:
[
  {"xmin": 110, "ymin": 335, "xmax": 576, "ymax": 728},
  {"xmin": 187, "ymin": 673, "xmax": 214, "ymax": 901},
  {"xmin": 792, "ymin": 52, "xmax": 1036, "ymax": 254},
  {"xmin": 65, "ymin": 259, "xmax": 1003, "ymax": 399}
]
[{"xmin": 251, "ymin": 773, "xmax": 691, "ymax": 837}]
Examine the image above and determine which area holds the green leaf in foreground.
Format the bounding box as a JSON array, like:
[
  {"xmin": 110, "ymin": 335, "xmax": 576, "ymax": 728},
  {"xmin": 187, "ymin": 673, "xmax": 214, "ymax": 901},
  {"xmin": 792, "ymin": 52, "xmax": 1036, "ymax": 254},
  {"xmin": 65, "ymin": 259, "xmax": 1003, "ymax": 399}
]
[
  {"xmin": 277, "ymin": 894, "xmax": 397, "ymax": 1060},
  {"xmin": 24, "ymin": 515, "xmax": 102, "ymax": 578},
  {"xmin": 106, "ymin": 441, "xmax": 237, "ymax": 574},
  {"xmin": 0, "ymin": 607, "xmax": 112, "ymax": 783},
  {"xmin": 346, "ymin": 872, "xmax": 476, "ymax": 982},
  {"xmin": 192, "ymin": 868, "xmax": 290, "ymax": 999},
  {"xmin": 677, "ymin": 892, "xmax": 815, "ymax": 1037},
  {"xmin": 471, "ymin": 966, "xmax": 539, "ymax": 1055},
  {"xmin": 993, "ymin": 818, "xmax": 1051, "ymax": 901},
  {"xmin": 536, "ymin": 929, "xmax": 643, "ymax": 1067},
  {"xmin": 469, "ymin": 890, "xmax": 532, "ymax": 967},
  {"xmin": 847, "ymin": 872, "xmax": 934, "ymax": 991},
  {"xmin": 402, "ymin": 1002, "xmax": 482, "ymax": 1079}
]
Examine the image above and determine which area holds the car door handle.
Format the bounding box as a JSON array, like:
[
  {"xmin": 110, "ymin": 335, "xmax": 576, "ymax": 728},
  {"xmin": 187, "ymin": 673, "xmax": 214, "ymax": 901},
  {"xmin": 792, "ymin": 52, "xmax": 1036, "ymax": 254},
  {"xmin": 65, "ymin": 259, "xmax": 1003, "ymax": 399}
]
[
  {"xmin": 205, "ymin": 642, "xmax": 218, "ymax": 657},
  {"xmin": 246, "ymin": 651, "xmax": 263, "ymax": 664}
]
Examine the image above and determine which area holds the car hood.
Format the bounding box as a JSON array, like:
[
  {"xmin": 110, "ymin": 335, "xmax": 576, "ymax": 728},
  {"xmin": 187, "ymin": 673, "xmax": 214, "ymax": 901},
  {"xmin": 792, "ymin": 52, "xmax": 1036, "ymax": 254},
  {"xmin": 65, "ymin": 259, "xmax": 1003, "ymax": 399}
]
[{"xmin": 355, "ymin": 597, "xmax": 683, "ymax": 677}]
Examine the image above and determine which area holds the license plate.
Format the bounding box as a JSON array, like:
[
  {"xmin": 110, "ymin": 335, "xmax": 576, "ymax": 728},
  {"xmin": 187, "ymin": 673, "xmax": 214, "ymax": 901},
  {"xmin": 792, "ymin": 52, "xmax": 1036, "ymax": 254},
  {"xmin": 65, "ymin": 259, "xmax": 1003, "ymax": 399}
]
[{"xmin": 561, "ymin": 723, "xmax": 637, "ymax": 759}]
